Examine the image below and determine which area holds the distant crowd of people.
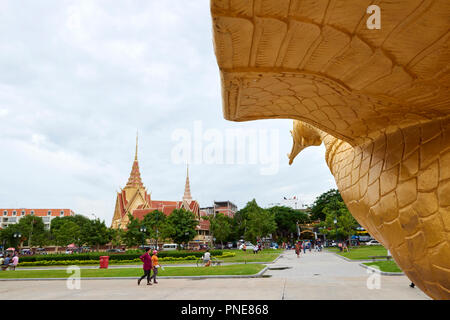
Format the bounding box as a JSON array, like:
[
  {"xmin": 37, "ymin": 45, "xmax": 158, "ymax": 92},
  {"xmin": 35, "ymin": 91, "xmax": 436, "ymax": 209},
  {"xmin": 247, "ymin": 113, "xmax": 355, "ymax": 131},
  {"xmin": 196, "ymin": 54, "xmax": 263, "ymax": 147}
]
[{"xmin": 281, "ymin": 240, "xmax": 323, "ymax": 255}]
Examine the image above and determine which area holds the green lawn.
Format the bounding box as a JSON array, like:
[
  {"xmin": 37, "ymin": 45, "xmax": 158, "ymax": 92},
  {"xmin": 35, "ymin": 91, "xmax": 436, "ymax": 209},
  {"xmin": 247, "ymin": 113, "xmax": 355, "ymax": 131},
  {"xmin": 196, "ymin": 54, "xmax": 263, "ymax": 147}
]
[
  {"xmin": 326, "ymin": 245, "xmax": 387, "ymax": 260},
  {"xmin": 219, "ymin": 249, "xmax": 282, "ymax": 263},
  {"xmin": 363, "ymin": 261, "xmax": 402, "ymax": 273},
  {"xmin": 0, "ymin": 264, "xmax": 265, "ymax": 279},
  {"xmin": 17, "ymin": 249, "xmax": 283, "ymax": 268}
]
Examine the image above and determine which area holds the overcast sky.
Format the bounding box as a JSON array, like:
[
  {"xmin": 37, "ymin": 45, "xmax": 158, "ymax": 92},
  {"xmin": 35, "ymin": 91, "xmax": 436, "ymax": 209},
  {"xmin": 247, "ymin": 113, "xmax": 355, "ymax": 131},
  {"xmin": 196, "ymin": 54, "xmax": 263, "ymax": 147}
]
[{"xmin": 0, "ymin": 0, "xmax": 337, "ymax": 224}]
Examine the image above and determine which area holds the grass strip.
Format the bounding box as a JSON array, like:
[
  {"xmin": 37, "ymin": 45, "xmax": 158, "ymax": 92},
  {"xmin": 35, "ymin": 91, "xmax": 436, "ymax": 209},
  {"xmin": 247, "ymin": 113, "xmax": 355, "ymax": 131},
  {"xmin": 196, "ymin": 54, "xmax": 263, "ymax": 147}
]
[
  {"xmin": 363, "ymin": 261, "xmax": 402, "ymax": 273},
  {"xmin": 0, "ymin": 264, "xmax": 265, "ymax": 279},
  {"xmin": 326, "ymin": 246, "xmax": 387, "ymax": 260}
]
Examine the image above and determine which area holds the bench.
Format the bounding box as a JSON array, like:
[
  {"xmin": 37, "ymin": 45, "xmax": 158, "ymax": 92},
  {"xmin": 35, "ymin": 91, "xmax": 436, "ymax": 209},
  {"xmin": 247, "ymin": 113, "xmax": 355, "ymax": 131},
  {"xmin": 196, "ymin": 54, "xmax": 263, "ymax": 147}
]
[
  {"xmin": 368, "ymin": 255, "xmax": 392, "ymax": 262},
  {"xmin": 1, "ymin": 265, "xmax": 16, "ymax": 271},
  {"xmin": 212, "ymin": 259, "xmax": 223, "ymax": 266}
]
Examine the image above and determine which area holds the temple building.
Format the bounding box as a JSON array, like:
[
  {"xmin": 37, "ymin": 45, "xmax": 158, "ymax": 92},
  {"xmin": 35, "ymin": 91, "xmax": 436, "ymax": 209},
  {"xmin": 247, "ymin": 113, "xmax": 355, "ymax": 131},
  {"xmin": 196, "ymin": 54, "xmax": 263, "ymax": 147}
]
[{"xmin": 110, "ymin": 137, "xmax": 211, "ymax": 246}]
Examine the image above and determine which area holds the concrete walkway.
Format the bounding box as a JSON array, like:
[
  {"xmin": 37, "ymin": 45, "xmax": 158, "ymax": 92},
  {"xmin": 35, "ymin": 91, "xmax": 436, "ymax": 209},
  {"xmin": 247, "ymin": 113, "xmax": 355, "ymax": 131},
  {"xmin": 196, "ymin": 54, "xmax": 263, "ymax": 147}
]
[
  {"xmin": 0, "ymin": 250, "xmax": 430, "ymax": 300},
  {"xmin": 264, "ymin": 249, "xmax": 429, "ymax": 300}
]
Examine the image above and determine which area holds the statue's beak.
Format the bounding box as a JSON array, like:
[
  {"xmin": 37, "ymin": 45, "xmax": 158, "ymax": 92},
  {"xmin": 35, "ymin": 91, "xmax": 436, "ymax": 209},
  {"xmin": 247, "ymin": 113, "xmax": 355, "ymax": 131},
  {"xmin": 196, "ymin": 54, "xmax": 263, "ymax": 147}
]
[
  {"xmin": 288, "ymin": 132, "xmax": 307, "ymax": 165},
  {"xmin": 287, "ymin": 121, "xmax": 323, "ymax": 165}
]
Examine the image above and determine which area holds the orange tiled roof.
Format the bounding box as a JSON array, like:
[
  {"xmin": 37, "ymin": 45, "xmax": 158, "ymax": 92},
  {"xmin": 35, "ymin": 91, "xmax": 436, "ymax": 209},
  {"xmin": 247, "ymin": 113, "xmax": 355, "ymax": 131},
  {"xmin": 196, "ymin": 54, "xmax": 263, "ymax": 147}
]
[{"xmin": 0, "ymin": 209, "xmax": 74, "ymax": 217}]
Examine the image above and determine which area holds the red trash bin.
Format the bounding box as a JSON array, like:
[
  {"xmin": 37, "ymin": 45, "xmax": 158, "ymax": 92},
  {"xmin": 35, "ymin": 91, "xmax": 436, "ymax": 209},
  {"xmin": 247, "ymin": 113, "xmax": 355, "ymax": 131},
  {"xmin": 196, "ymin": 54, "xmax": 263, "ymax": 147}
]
[{"xmin": 99, "ymin": 256, "xmax": 109, "ymax": 269}]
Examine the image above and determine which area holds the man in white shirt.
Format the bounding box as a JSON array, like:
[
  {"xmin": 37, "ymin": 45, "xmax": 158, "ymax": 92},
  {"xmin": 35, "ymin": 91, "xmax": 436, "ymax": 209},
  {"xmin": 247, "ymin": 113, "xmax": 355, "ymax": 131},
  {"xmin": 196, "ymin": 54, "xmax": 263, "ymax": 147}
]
[{"xmin": 202, "ymin": 250, "xmax": 211, "ymax": 267}]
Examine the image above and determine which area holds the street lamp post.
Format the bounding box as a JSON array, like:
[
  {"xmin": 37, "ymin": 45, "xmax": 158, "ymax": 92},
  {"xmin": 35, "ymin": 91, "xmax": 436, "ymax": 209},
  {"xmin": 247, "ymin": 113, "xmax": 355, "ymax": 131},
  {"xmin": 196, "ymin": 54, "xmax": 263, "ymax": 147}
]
[
  {"xmin": 140, "ymin": 226, "xmax": 147, "ymax": 250},
  {"xmin": 185, "ymin": 232, "xmax": 189, "ymax": 250},
  {"xmin": 333, "ymin": 218, "xmax": 338, "ymax": 250},
  {"xmin": 13, "ymin": 232, "xmax": 22, "ymax": 251},
  {"xmin": 155, "ymin": 213, "xmax": 159, "ymax": 251}
]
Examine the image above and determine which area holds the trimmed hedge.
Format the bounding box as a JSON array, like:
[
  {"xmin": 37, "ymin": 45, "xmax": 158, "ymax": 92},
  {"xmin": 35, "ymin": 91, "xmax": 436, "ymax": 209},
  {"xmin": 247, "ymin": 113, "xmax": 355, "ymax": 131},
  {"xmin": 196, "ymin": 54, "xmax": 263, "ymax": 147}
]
[
  {"xmin": 18, "ymin": 250, "xmax": 224, "ymax": 263},
  {"xmin": 18, "ymin": 252, "xmax": 235, "ymax": 267}
]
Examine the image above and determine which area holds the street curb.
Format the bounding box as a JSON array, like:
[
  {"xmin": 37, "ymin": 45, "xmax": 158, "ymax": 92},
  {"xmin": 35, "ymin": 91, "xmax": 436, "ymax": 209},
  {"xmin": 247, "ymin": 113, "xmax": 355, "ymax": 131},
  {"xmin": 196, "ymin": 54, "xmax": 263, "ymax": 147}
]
[
  {"xmin": 0, "ymin": 266, "xmax": 270, "ymax": 281},
  {"xmin": 270, "ymin": 254, "xmax": 283, "ymax": 264},
  {"xmin": 358, "ymin": 263, "xmax": 404, "ymax": 276},
  {"xmin": 329, "ymin": 252, "xmax": 391, "ymax": 263},
  {"xmin": 332, "ymin": 254, "xmax": 374, "ymax": 263}
]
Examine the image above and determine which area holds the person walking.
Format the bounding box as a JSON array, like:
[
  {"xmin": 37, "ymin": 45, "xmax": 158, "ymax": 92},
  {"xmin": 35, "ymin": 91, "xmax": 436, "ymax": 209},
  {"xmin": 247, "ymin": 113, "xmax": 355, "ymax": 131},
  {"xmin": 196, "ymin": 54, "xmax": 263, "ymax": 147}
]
[
  {"xmin": 150, "ymin": 250, "xmax": 160, "ymax": 284},
  {"xmin": 295, "ymin": 242, "xmax": 300, "ymax": 258},
  {"xmin": 138, "ymin": 248, "xmax": 153, "ymax": 286}
]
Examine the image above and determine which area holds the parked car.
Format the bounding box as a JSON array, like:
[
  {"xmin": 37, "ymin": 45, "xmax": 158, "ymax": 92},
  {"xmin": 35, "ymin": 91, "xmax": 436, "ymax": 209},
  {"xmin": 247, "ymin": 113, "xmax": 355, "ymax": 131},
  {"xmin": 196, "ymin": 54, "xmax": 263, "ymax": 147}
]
[
  {"xmin": 36, "ymin": 248, "xmax": 47, "ymax": 255},
  {"xmin": 20, "ymin": 249, "xmax": 32, "ymax": 255},
  {"xmin": 365, "ymin": 240, "xmax": 380, "ymax": 246},
  {"xmin": 328, "ymin": 241, "xmax": 337, "ymax": 247},
  {"xmin": 162, "ymin": 243, "xmax": 178, "ymax": 251},
  {"xmin": 107, "ymin": 248, "xmax": 124, "ymax": 253},
  {"xmin": 239, "ymin": 242, "xmax": 255, "ymax": 250}
]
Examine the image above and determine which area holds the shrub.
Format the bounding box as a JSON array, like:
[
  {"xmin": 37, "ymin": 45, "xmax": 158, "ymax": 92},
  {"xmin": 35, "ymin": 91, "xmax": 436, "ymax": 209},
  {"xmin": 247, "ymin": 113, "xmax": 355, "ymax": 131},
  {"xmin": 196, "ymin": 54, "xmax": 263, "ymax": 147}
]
[
  {"xmin": 17, "ymin": 251, "xmax": 235, "ymax": 267},
  {"xmin": 18, "ymin": 250, "xmax": 224, "ymax": 263}
]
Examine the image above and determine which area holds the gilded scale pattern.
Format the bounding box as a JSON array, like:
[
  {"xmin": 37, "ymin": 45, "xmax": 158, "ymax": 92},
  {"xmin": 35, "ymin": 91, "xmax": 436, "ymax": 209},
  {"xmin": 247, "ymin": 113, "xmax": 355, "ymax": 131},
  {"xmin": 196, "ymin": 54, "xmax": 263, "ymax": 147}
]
[{"xmin": 210, "ymin": 0, "xmax": 450, "ymax": 299}]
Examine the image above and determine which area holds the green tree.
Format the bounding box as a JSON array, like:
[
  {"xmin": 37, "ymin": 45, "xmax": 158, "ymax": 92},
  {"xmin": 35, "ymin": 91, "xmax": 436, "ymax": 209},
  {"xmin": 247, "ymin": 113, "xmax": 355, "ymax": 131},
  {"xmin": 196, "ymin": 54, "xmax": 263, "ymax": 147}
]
[
  {"xmin": 242, "ymin": 199, "xmax": 277, "ymax": 244},
  {"xmin": 123, "ymin": 214, "xmax": 147, "ymax": 248},
  {"xmin": 0, "ymin": 224, "xmax": 22, "ymax": 249},
  {"xmin": 52, "ymin": 220, "xmax": 81, "ymax": 247},
  {"xmin": 309, "ymin": 189, "xmax": 343, "ymax": 221},
  {"xmin": 84, "ymin": 219, "xmax": 111, "ymax": 251},
  {"xmin": 205, "ymin": 213, "xmax": 232, "ymax": 248},
  {"xmin": 318, "ymin": 197, "xmax": 358, "ymax": 242},
  {"xmin": 50, "ymin": 215, "xmax": 91, "ymax": 248},
  {"xmin": 16, "ymin": 215, "xmax": 48, "ymax": 247},
  {"xmin": 141, "ymin": 210, "xmax": 168, "ymax": 248},
  {"xmin": 166, "ymin": 208, "xmax": 198, "ymax": 248},
  {"xmin": 268, "ymin": 206, "xmax": 309, "ymax": 243},
  {"xmin": 109, "ymin": 228, "xmax": 125, "ymax": 248}
]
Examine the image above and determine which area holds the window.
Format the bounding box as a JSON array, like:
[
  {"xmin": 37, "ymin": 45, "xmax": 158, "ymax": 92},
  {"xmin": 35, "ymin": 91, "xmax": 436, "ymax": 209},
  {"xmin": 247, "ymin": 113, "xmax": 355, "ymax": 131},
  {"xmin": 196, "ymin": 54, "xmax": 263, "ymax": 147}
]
[
  {"xmin": 47, "ymin": 210, "xmax": 52, "ymax": 216},
  {"xmin": 60, "ymin": 210, "xmax": 65, "ymax": 216},
  {"xmin": 21, "ymin": 211, "xmax": 25, "ymax": 216},
  {"xmin": 30, "ymin": 210, "xmax": 34, "ymax": 216},
  {"xmin": 3, "ymin": 211, "xmax": 7, "ymax": 216},
  {"xmin": 12, "ymin": 211, "xmax": 16, "ymax": 216}
]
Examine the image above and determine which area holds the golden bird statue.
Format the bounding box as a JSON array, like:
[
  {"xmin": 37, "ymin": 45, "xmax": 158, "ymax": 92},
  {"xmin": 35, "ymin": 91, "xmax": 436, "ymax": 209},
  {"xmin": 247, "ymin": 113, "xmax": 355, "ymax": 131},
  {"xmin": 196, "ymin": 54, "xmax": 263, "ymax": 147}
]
[{"xmin": 210, "ymin": 0, "xmax": 450, "ymax": 299}]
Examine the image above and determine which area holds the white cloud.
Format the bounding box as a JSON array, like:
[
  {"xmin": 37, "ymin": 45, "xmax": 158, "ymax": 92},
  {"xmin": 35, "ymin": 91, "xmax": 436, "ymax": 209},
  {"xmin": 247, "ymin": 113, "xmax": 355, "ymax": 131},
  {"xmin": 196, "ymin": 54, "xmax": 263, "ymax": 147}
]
[{"xmin": 0, "ymin": 0, "xmax": 337, "ymax": 223}]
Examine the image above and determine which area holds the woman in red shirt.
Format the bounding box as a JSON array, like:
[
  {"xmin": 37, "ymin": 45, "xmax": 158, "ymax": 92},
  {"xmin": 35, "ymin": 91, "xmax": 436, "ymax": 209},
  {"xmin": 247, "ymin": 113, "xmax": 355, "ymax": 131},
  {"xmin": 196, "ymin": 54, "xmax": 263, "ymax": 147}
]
[{"xmin": 138, "ymin": 248, "xmax": 153, "ymax": 286}]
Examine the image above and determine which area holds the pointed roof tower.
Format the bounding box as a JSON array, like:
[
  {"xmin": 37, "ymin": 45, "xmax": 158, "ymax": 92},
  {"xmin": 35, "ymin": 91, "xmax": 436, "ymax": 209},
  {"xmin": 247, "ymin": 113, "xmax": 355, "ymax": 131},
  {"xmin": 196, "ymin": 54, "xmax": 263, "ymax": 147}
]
[
  {"xmin": 182, "ymin": 164, "xmax": 192, "ymax": 204},
  {"xmin": 125, "ymin": 132, "xmax": 144, "ymax": 188}
]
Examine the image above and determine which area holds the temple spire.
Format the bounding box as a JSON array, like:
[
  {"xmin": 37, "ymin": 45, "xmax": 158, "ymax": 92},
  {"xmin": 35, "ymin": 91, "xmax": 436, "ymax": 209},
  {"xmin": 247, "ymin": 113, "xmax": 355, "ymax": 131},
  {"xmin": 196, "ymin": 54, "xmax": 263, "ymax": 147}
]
[
  {"xmin": 183, "ymin": 164, "xmax": 192, "ymax": 204},
  {"xmin": 126, "ymin": 132, "xmax": 144, "ymax": 188},
  {"xmin": 135, "ymin": 130, "xmax": 138, "ymax": 161}
]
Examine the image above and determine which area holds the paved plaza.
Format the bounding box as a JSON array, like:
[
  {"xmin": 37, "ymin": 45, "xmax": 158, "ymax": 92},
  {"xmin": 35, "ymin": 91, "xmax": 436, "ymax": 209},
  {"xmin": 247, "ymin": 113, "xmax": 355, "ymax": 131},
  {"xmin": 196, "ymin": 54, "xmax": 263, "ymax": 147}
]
[{"xmin": 0, "ymin": 250, "xmax": 430, "ymax": 300}]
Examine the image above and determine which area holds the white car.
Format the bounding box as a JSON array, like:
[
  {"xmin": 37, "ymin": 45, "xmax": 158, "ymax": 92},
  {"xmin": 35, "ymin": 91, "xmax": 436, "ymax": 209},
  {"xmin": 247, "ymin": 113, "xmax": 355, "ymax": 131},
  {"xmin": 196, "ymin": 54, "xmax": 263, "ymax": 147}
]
[
  {"xmin": 239, "ymin": 243, "xmax": 255, "ymax": 250},
  {"xmin": 365, "ymin": 240, "xmax": 380, "ymax": 246}
]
